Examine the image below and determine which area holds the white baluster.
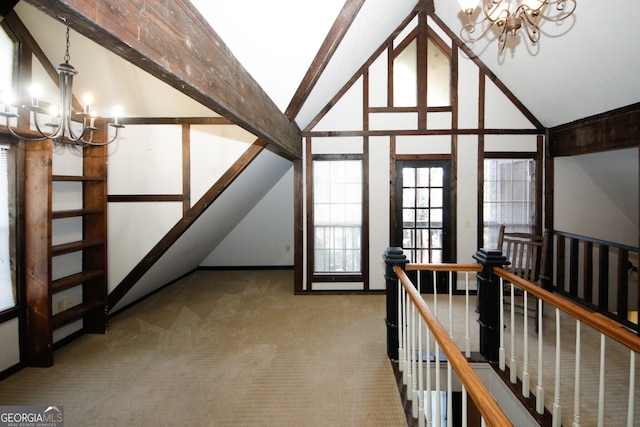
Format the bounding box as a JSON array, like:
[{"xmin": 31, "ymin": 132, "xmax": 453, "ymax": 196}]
[
  {"xmin": 597, "ymin": 334, "xmax": 605, "ymax": 427},
  {"xmin": 481, "ymin": 417, "xmax": 487, "ymax": 427},
  {"xmin": 462, "ymin": 385, "xmax": 468, "ymax": 427},
  {"xmin": 418, "ymin": 275, "xmax": 425, "ymax": 427},
  {"xmin": 628, "ymin": 350, "xmax": 636, "ymax": 427},
  {"xmin": 435, "ymin": 341, "xmax": 441, "ymax": 427},
  {"xmin": 411, "ymin": 302, "xmax": 417, "ymax": 411},
  {"xmin": 536, "ymin": 297, "xmax": 545, "ymax": 415},
  {"xmin": 407, "ymin": 297, "xmax": 415, "ymax": 401},
  {"xmin": 510, "ymin": 283, "xmax": 517, "ymax": 384},
  {"xmin": 448, "ymin": 271, "xmax": 453, "ymax": 339},
  {"xmin": 465, "ymin": 272, "xmax": 470, "ymax": 358},
  {"xmin": 426, "ymin": 325, "xmax": 432, "ymax": 427},
  {"xmin": 403, "ymin": 287, "xmax": 408, "ymax": 385},
  {"xmin": 433, "ymin": 270, "xmax": 438, "ymax": 318},
  {"xmin": 447, "ymin": 364, "xmax": 453, "ymax": 427},
  {"xmin": 399, "ymin": 282, "xmax": 404, "ymax": 372},
  {"xmin": 499, "ymin": 278, "xmax": 506, "ymax": 371},
  {"xmin": 418, "ymin": 315, "xmax": 425, "ymax": 427},
  {"xmin": 522, "ymin": 289, "xmax": 529, "ymax": 397},
  {"xmin": 552, "ymin": 308, "xmax": 562, "ymax": 427},
  {"xmin": 572, "ymin": 320, "xmax": 581, "ymax": 427}
]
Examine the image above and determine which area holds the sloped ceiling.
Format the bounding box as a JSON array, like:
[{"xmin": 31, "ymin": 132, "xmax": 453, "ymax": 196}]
[
  {"xmin": 16, "ymin": 1, "xmax": 640, "ymax": 130},
  {"xmin": 193, "ymin": 0, "xmax": 640, "ymax": 129},
  {"xmin": 433, "ymin": 0, "xmax": 640, "ymax": 128}
]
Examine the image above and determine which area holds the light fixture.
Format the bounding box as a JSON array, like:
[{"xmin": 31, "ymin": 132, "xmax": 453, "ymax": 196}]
[
  {"xmin": 0, "ymin": 25, "xmax": 123, "ymax": 146},
  {"xmin": 457, "ymin": 0, "xmax": 577, "ymax": 52}
]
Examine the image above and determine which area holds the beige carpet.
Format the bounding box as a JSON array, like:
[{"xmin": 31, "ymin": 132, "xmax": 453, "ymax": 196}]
[{"xmin": 0, "ymin": 270, "xmax": 407, "ymax": 427}]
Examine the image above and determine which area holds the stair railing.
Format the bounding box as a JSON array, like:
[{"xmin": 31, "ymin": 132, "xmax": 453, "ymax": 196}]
[
  {"xmin": 394, "ymin": 263, "xmax": 512, "ymax": 427},
  {"xmin": 495, "ymin": 267, "xmax": 640, "ymax": 427}
]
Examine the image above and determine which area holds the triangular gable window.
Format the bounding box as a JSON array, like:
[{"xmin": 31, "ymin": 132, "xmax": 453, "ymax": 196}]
[{"xmin": 392, "ymin": 34, "xmax": 451, "ymax": 109}]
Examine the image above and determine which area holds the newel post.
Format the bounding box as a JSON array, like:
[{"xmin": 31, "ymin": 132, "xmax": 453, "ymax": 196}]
[
  {"xmin": 383, "ymin": 247, "xmax": 409, "ymax": 361},
  {"xmin": 472, "ymin": 248, "xmax": 509, "ymax": 363}
]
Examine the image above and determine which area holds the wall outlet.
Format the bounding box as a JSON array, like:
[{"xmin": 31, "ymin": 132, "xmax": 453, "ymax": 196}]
[{"xmin": 64, "ymin": 297, "xmax": 74, "ymax": 309}]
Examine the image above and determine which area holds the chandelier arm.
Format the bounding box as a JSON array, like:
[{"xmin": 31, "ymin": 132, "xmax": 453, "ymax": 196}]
[
  {"xmin": 5, "ymin": 123, "xmax": 50, "ymax": 141},
  {"xmin": 31, "ymin": 109, "xmax": 63, "ymax": 141},
  {"xmin": 520, "ymin": 18, "xmax": 541, "ymax": 44},
  {"xmin": 81, "ymin": 124, "xmax": 122, "ymax": 146},
  {"xmin": 460, "ymin": 18, "xmax": 499, "ymax": 44},
  {"xmin": 537, "ymin": 0, "xmax": 577, "ymax": 22}
]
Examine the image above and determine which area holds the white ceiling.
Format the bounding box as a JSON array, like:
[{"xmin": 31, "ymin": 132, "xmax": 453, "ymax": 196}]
[
  {"xmin": 433, "ymin": 0, "xmax": 640, "ymax": 128},
  {"xmin": 16, "ymin": 1, "xmax": 640, "ymax": 130}
]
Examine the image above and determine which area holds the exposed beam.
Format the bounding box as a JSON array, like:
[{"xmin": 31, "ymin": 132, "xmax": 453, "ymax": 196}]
[
  {"xmin": 549, "ymin": 102, "xmax": 640, "ymax": 157},
  {"xmin": 0, "ymin": 0, "xmax": 19, "ymax": 22},
  {"xmin": 25, "ymin": 0, "xmax": 301, "ymax": 159}
]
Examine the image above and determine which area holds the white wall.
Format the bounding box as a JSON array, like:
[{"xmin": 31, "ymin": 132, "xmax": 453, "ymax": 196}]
[
  {"xmin": 201, "ymin": 167, "xmax": 294, "ymax": 267},
  {"xmin": 555, "ymin": 148, "xmax": 638, "ymax": 246},
  {"xmin": 298, "ymin": 17, "xmax": 540, "ymax": 291}
]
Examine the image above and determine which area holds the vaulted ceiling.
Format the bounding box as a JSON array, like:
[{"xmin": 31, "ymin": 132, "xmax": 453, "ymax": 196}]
[
  {"xmin": 191, "ymin": 0, "xmax": 640, "ymax": 130},
  {"xmin": 11, "ymin": 0, "xmax": 640, "ymax": 145}
]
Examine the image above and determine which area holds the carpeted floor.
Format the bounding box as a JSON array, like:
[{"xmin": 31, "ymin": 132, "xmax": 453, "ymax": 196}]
[{"xmin": 0, "ymin": 270, "xmax": 408, "ymax": 427}]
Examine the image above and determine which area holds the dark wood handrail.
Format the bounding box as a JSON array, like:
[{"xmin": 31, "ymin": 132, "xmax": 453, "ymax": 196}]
[
  {"xmin": 494, "ymin": 267, "xmax": 640, "ymax": 354},
  {"xmin": 394, "ymin": 265, "xmax": 513, "ymax": 427}
]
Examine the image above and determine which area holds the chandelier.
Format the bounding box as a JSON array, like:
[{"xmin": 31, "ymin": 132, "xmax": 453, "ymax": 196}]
[
  {"xmin": 0, "ymin": 26, "xmax": 124, "ymax": 146},
  {"xmin": 457, "ymin": 0, "xmax": 577, "ymax": 53}
]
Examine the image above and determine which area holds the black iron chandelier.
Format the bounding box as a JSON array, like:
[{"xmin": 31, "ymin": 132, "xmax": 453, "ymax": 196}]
[{"xmin": 0, "ymin": 26, "xmax": 124, "ymax": 146}]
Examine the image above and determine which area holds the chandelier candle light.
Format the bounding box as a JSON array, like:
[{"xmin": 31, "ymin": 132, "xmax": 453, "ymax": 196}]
[
  {"xmin": 457, "ymin": 0, "xmax": 577, "ymax": 52},
  {"xmin": 0, "ymin": 25, "xmax": 124, "ymax": 146}
]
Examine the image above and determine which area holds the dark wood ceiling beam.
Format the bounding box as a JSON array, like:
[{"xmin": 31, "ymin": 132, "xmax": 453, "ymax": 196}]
[
  {"xmin": 26, "ymin": 0, "xmax": 301, "ymax": 159},
  {"xmin": 285, "ymin": 0, "xmax": 366, "ymax": 120},
  {"xmin": 0, "ymin": 0, "xmax": 19, "ymax": 21}
]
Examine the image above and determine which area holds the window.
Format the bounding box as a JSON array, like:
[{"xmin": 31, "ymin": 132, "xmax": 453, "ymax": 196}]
[
  {"xmin": 483, "ymin": 158, "xmax": 536, "ymax": 249},
  {"xmin": 392, "ymin": 36, "xmax": 451, "ymax": 108},
  {"xmin": 312, "ymin": 158, "xmax": 363, "ymax": 274},
  {"xmin": 0, "ymin": 24, "xmax": 16, "ymax": 99},
  {"xmin": 0, "ymin": 145, "xmax": 14, "ymax": 312}
]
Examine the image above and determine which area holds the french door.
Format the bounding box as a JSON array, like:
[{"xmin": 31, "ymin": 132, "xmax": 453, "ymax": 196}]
[{"xmin": 395, "ymin": 160, "xmax": 452, "ymax": 293}]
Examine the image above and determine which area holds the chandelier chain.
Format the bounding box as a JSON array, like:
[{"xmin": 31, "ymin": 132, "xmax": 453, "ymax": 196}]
[{"xmin": 64, "ymin": 26, "xmax": 70, "ymax": 64}]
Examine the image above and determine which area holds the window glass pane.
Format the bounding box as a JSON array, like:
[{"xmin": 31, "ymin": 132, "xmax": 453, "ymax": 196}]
[
  {"xmin": 430, "ymin": 188, "xmax": 443, "ymax": 208},
  {"xmin": 416, "ymin": 189, "xmax": 428, "ymax": 207},
  {"xmin": 403, "ymin": 167, "xmax": 415, "ymax": 187},
  {"xmin": 483, "ymin": 158, "xmax": 536, "ymax": 248},
  {"xmin": 313, "ymin": 159, "xmax": 362, "ymax": 274},
  {"xmin": 430, "ymin": 167, "xmax": 443, "ymax": 187},
  {"xmin": 403, "ymin": 229, "xmax": 414, "ymax": 249},
  {"xmin": 403, "ymin": 208, "xmax": 415, "ymax": 225},
  {"xmin": 403, "ymin": 188, "xmax": 415, "ymax": 207},
  {"xmin": 0, "ymin": 29, "xmax": 14, "ymax": 95},
  {"xmin": 426, "ymin": 38, "xmax": 451, "ymax": 107},
  {"xmin": 416, "ymin": 168, "xmax": 430, "ymax": 186},
  {"xmin": 0, "ymin": 147, "xmax": 14, "ymax": 311},
  {"xmin": 393, "ymin": 39, "xmax": 417, "ymax": 107}
]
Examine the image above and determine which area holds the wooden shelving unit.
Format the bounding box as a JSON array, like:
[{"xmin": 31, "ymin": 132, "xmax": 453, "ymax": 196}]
[{"xmin": 24, "ymin": 128, "xmax": 109, "ymax": 367}]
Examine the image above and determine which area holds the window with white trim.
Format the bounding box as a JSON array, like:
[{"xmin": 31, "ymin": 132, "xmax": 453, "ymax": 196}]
[
  {"xmin": 0, "ymin": 145, "xmax": 14, "ymax": 311},
  {"xmin": 483, "ymin": 158, "xmax": 536, "ymax": 249},
  {"xmin": 312, "ymin": 157, "xmax": 363, "ymax": 275}
]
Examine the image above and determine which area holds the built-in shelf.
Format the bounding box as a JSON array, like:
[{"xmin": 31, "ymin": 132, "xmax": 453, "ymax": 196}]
[
  {"xmin": 52, "ymin": 175, "xmax": 105, "ymax": 182},
  {"xmin": 52, "ymin": 208, "xmax": 104, "ymax": 219},
  {"xmin": 52, "ymin": 301, "xmax": 106, "ymax": 329},
  {"xmin": 51, "ymin": 270, "xmax": 105, "ymax": 294},
  {"xmin": 24, "ymin": 136, "xmax": 109, "ymax": 367},
  {"xmin": 51, "ymin": 239, "xmax": 105, "ymax": 257}
]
